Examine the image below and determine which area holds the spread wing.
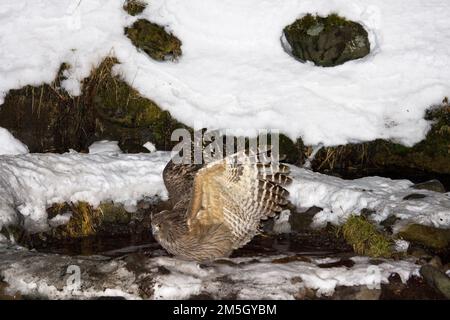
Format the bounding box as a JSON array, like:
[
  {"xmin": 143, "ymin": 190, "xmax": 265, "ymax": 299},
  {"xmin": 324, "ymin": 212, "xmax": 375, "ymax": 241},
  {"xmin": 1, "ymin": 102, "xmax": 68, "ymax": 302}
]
[
  {"xmin": 163, "ymin": 160, "xmax": 202, "ymax": 208},
  {"xmin": 186, "ymin": 150, "xmax": 292, "ymax": 249}
]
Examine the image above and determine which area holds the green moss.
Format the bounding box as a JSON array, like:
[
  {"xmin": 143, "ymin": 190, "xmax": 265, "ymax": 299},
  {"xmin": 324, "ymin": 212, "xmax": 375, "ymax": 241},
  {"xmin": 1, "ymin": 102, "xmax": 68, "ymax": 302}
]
[
  {"xmin": 284, "ymin": 13, "xmax": 349, "ymax": 34},
  {"xmin": 123, "ymin": 0, "xmax": 147, "ymax": 16},
  {"xmin": 340, "ymin": 215, "xmax": 393, "ymax": 258},
  {"xmin": 125, "ymin": 19, "xmax": 182, "ymax": 61},
  {"xmin": 398, "ymin": 224, "xmax": 450, "ymax": 249}
]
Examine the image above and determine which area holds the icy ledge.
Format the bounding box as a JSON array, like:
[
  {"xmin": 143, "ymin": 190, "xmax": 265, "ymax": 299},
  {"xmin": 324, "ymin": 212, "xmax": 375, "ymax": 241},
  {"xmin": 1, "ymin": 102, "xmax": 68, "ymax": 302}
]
[
  {"xmin": 0, "ymin": 245, "xmax": 419, "ymax": 299},
  {"xmin": 288, "ymin": 167, "xmax": 450, "ymax": 231},
  {"xmin": 0, "ymin": 151, "xmax": 449, "ymax": 234}
]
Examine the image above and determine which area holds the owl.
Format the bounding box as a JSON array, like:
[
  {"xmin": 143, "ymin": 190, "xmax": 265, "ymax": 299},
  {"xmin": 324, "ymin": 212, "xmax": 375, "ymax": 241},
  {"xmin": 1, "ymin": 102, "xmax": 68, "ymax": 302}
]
[{"xmin": 151, "ymin": 148, "xmax": 292, "ymax": 261}]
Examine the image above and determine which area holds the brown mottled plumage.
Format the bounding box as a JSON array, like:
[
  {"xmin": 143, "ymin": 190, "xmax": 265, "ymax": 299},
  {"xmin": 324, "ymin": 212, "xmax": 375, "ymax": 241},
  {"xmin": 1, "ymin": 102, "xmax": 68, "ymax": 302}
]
[{"xmin": 151, "ymin": 149, "xmax": 292, "ymax": 262}]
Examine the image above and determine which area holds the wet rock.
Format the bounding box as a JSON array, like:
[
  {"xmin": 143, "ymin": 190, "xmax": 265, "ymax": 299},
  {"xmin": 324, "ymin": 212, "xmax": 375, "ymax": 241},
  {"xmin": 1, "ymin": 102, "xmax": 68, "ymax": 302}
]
[
  {"xmin": 398, "ymin": 224, "xmax": 450, "ymax": 250},
  {"xmin": 125, "ymin": 19, "xmax": 182, "ymax": 61},
  {"xmin": 380, "ymin": 273, "xmax": 446, "ymax": 300},
  {"xmin": 402, "ymin": 193, "xmax": 427, "ymax": 200},
  {"xmin": 428, "ymin": 256, "xmax": 443, "ymax": 270},
  {"xmin": 283, "ymin": 13, "xmax": 370, "ymax": 67},
  {"xmin": 330, "ymin": 285, "xmax": 381, "ymax": 300},
  {"xmin": 289, "ymin": 206, "xmax": 322, "ymax": 232},
  {"xmin": 380, "ymin": 215, "xmax": 399, "ymax": 233},
  {"xmin": 413, "ymin": 179, "xmax": 446, "ymax": 193},
  {"xmin": 420, "ymin": 265, "xmax": 450, "ymax": 299},
  {"xmin": 317, "ymin": 258, "xmax": 355, "ymax": 269},
  {"xmin": 123, "ymin": 0, "xmax": 147, "ymax": 16},
  {"xmin": 271, "ymin": 255, "xmax": 312, "ymax": 264}
]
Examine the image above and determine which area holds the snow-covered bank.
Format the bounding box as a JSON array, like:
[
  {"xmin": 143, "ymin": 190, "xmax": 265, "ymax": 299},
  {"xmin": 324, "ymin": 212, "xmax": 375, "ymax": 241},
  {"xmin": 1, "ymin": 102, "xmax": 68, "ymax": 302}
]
[
  {"xmin": 0, "ymin": 152, "xmax": 171, "ymax": 232},
  {"xmin": 288, "ymin": 167, "xmax": 450, "ymax": 231},
  {"xmin": 0, "ymin": 150, "xmax": 449, "ymax": 235},
  {"xmin": 0, "ymin": 244, "xmax": 420, "ymax": 299},
  {"xmin": 1, "ymin": 0, "xmax": 450, "ymax": 146}
]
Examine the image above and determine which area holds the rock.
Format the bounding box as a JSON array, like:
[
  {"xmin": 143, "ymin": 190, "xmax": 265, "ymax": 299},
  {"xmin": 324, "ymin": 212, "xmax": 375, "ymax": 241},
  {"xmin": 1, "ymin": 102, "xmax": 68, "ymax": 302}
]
[
  {"xmin": 402, "ymin": 193, "xmax": 427, "ymax": 200},
  {"xmin": 125, "ymin": 19, "xmax": 182, "ymax": 61},
  {"xmin": 420, "ymin": 265, "xmax": 450, "ymax": 299},
  {"xmin": 123, "ymin": 0, "xmax": 147, "ymax": 16},
  {"xmin": 413, "ymin": 179, "xmax": 446, "ymax": 193},
  {"xmin": 289, "ymin": 206, "xmax": 322, "ymax": 232},
  {"xmin": 428, "ymin": 256, "xmax": 443, "ymax": 269},
  {"xmin": 331, "ymin": 285, "xmax": 381, "ymax": 300},
  {"xmin": 380, "ymin": 215, "xmax": 399, "ymax": 233},
  {"xmin": 283, "ymin": 13, "xmax": 370, "ymax": 67},
  {"xmin": 398, "ymin": 224, "xmax": 450, "ymax": 250}
]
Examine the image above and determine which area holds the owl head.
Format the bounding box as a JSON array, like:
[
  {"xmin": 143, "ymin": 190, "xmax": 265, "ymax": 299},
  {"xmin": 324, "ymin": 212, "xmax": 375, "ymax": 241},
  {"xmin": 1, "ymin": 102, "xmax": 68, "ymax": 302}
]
[{"xmin": 150, "ymin": 210, "xmax": 170, "ymax": 241}]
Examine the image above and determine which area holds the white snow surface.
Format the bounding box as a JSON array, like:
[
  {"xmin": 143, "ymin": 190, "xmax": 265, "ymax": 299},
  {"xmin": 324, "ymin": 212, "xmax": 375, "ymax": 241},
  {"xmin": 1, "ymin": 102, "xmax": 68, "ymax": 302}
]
[
  {"xmin": 1, "ymin": 0, "xmax": 450, "ymax": 146},
  {"xmin": 0, "ymin": 152, "xmax": 170, "ymax": 232},
  {"xmin": 88, "ymin": 140, "xmax": 122, "ymax": 154},
  {"xmin": 0, "ymin": 127, "xmax": 29, "ymax": 155},
  {"xmin": 288, "ymin": 166, "xmax": 450, "ymax": 230}
]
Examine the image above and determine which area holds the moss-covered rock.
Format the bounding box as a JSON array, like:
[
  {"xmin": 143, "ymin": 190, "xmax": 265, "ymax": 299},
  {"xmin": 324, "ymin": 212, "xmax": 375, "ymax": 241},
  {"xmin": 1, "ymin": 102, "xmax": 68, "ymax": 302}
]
[
  {"xmin": 125, "ymin": 19, "xmax": 182, "ymax": 61},
  {"xmin": 398, "ymin": 224, "xmax": 450, "ymax": 249},
  {"xmin": 0, "ymin": 57, "xmax": 188, "ymax": 153},
  {"xmin": 340, "ymin": 215, "xmax": 393, "ymax": 258},
  {"xmin": 283, "ymin": 13, "xmax": 370, "ymax": 67},
  {"xmin": 123, "ymin": 0, "xmax": 147, "ymax": 16}
]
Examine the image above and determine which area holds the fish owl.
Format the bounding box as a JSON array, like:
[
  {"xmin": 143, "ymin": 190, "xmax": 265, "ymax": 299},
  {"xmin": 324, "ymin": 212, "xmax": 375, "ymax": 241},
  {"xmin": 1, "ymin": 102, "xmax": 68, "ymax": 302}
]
[{"xmin": 151, "ymin": 148, "xmax": 292, "ymax": 261}]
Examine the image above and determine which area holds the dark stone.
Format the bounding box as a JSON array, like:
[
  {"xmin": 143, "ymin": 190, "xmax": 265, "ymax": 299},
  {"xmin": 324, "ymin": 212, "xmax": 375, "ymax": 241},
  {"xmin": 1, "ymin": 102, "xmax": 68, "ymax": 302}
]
[
  {"xmin": 317, "ymin": 258, "xmax": 355, "ymax": 269},
  {"xmin": 398, "ymin": 224, "xmax": 450, "ymax": 249},
  {"xmin": 413, "ymin": 179, "xmax": 446, "ymax": 193},
  {"xmin": 283, "ymin": 13, "xmax": 370, "ymax": 67},
  {"xmin": 125, "ymin": 19, "xmax": 182, "ymax": 61},
  {"xmin": 289, "ymin": 206, "xmax": 322, "ymax": 232},
  {"xmin": 380, "ymin": 215, "xmax": 399, "ymax": 233},
  {"xmin": 123, "ymin": 0, "xmax": 147, "ymax": 16},
  {"xmin": 330, "ymin": 285, "xmax": 381, "ymax": 300},
  {"xmin": 420, "ymin": 265, "xmax": 450, "ymax": 299},
  {"xmin": 402, "ymin": 193, "xmax": 427, "ymax": 200}
]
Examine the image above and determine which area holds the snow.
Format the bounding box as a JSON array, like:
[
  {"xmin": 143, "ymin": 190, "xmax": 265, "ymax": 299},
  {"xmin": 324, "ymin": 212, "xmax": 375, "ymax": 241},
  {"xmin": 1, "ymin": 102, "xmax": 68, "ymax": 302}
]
[
  {"xmin": 394, "ymin": 240, "xmax": 410, "ymax": 253},
  {"xmin": 0, "ymin": 245, "xmax": 420, "ymax": 299},
  {"xmin": 0, "ymin": 149, "xmax": 448, "ymax": 235},
  {"xmin": 287, "ymin": 166, "xmax": 450, "ymax": 230},
  {"xmin": 48, "ymin": 212, "xmax": 72, "ymax": 228},
  {"xmin": 0, "ymin": 127, "xmax": 29, "ymax": 155},
  {"xmin": 2, "ymin": 0, "xmax": 450, "ymax": 146},
  {"xmin": 88, "ymin": 140, "xmax": 122, "ymax": 154},
  {"xmin": 143, "ymin": 142, "xmax": 156, "ymax": 153},
  {"xmin": 0, "ymin": 151, "xmax": 171, "ymax": 232}
]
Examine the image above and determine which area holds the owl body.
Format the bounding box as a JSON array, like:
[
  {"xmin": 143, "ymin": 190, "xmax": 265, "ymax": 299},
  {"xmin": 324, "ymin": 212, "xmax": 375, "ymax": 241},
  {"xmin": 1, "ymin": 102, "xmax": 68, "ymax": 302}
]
[{"xmin": 151, "ymin": 150, "xmax": 292, "ymax": 262}]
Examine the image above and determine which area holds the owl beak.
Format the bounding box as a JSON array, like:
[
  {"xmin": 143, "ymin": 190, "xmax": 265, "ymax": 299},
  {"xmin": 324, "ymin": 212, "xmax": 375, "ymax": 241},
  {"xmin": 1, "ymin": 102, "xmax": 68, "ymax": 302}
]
[{"xmin": 152, "ymin": 224, "xmax": 159, "ymax": 237}]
